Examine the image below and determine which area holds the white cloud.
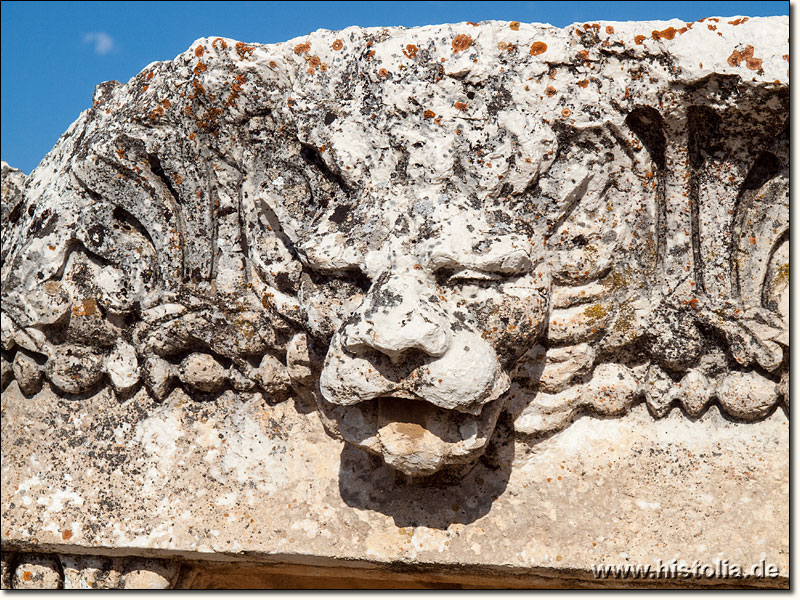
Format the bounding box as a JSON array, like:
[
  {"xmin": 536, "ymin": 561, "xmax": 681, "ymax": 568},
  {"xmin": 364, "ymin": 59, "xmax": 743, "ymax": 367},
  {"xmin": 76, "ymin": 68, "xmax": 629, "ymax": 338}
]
[{"xmin": 83, "ymin": 32, "xmax": 116, "ymax": 56}]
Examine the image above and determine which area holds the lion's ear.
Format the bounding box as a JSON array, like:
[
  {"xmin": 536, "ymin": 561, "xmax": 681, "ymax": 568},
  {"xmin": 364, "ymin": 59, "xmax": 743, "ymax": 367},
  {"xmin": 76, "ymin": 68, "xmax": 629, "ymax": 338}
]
[{"xmin": 529, "ymin": 123, "xmax": 655, "ymax": 352}]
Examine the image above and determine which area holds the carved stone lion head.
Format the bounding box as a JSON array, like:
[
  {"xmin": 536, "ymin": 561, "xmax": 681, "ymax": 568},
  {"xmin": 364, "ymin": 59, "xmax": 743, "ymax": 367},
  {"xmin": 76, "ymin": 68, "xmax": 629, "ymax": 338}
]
[{"xmin": 1, "ymin": 23, "xmax": 788, "ymax": 479}]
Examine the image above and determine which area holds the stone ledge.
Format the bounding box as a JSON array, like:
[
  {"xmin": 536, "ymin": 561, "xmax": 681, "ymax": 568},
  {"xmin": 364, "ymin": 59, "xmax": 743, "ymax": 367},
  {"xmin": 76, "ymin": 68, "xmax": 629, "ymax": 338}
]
[{"xmin": 1, "ymin": 382, "xmax": 788, "ymax": 588}]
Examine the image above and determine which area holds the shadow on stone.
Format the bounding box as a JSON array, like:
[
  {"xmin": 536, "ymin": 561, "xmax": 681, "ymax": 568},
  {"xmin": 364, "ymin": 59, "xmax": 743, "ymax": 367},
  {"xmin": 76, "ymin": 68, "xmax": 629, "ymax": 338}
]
[{"xmin": 337, "ymin": 411, "xmax": 514, "ymax": 529}]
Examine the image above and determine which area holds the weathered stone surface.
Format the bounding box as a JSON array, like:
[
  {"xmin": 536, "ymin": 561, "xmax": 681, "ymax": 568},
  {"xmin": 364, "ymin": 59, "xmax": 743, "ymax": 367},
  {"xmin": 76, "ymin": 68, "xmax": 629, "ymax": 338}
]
[
  {"xmin": 0, "ymin": 383, "xmax": 788, "ymax": 588},
  {"xmin": 0, "ymin": 15, "xmax": 788, "ymax": 588}
]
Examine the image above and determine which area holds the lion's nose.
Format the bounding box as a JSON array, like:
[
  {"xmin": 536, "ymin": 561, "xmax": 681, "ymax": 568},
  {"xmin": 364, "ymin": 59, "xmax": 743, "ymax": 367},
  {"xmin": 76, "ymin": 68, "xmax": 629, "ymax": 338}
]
[{"xmin": 341, "ymin": 270, "xmax": 449, "ymax": 361}]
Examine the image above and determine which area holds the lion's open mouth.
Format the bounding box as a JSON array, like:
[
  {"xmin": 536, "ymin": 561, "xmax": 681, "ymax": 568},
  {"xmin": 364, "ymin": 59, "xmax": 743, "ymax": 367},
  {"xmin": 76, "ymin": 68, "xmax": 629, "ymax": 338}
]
[{"xmin": 317, "ymin": 392, "xmax": 506, "ymax": 476}]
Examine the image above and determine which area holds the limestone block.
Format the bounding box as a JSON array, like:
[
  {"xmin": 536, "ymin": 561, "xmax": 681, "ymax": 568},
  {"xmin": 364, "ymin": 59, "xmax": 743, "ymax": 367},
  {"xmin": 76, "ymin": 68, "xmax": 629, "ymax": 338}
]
[{"xmin": 0, "ymin": 14, "xmax": 788, "ymax": 588}]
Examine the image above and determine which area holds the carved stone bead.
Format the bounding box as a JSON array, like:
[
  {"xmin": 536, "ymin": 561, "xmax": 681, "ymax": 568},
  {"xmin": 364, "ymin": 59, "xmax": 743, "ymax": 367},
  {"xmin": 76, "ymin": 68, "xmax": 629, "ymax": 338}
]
[
  {"xmin": 716, "ymin": 371, "xmax": 780, "ymax": 420},
  {"xmin": 258, "ymin": 353, "xmax": 292, "ymax": 397},
  {"xmin": 1, "ymin": 354, "xmax": 13, "ymax": 391},
  {"xmin": 677, "ymin": 369, "xmax": 713, "ymax": 417},
  {"xmin": 179, "ymin": 353, "xmax": 227, "ymax": 393},
  {"xmin": 105, "ymin": 340, "xmax": 140, "ymax": 392},
  {"xmin": 13, "ymin": 555, "xmax": 62, "ymax": 589},
  {"xmin": 12, "ymin": 350, "xmax": 42, "ymax": 395},
  {"xmin": 143, "ymin": 356, "xmax": 176, "ymax": 401},
  {"xmin": 44, "ymin": 346, "xmax": 103, "ymax": 395},
  {"xmin": 120, "ymin": 559, "xmax": 178, "ymax": 589}
]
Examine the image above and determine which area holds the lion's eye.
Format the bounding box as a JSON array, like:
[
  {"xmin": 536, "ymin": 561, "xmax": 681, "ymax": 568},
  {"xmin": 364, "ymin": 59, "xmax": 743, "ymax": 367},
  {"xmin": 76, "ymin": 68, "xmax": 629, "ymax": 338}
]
[
  {"xmin": 303, "ymin": 267, "xmax": 371, "ymax": 296},
  {"xmin": 435, "ymin": 268, "xmax": 503, "ymax": 286}
]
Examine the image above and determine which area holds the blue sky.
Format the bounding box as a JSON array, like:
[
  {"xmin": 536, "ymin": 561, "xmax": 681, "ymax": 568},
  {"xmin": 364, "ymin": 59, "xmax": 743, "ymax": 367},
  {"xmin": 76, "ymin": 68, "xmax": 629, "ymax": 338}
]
[{"xmin": 1, "ymin": 1, "xmax": 789, "ymax": 174}]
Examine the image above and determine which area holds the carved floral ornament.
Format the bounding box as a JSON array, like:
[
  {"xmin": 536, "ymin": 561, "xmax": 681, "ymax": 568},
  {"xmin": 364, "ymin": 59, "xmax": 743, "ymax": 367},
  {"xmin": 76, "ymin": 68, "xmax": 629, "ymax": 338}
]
[{"xmin": 1, "ymin": 18, "xmax": 788, "ymax": 476}]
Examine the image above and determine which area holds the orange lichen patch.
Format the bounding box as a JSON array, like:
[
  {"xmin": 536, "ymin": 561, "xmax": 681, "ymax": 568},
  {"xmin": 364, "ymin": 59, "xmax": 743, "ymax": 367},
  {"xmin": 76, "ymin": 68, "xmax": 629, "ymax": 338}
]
[
  {"xmin": 577, "ymin": 79, "xmax": 589, "ymax": 88},
  {"xmin": 378, "ymin": 68, "xmax": 388, "ymax": 78},
  {"xmin": 561, "ymin": 107, "xmax": 572, "ymax": 118},
  {"xmin": 728, "ymin": 45, "xmax": 762, "ymax": 70},
  {"xmin": 707, "ymin": 24, "xmax": 717, "ymax": 31},
  {"xmin": 652, "ymin": 27, "xmax": 677, "ymax": 40},
  {"xmin": 308, "ymin": 55, "xmax": 321, "ymax": 68},
  {"xmin": 294, "ymin": 41, "xmax": 311, "ymax": 55},
  {"xmin": 212, "ymin": 38, "xmax": 228, "ymax": 50},
  {"xmin": 149, "ymin": 103, "xmax": 165, "ymax": 121},
  {"xmin": 142, "ymin": 84, "xmax": 149, "ymax": 92},
  {"xmin": 678, "ymin": 27, "xmax": 688, "ymax": 34},
  {"xmin": 72, "ymin": 298, "xmax": 98, "ymax": 317},
  {"xmin": 269, "ymin": 60, "xmax": 277, "ymax": 68},
  {"xmin": 423, "ymin": 109, "xmax": 436, "ymax": 119},
  {"xmin": 146, "ymin": 71, "xmax": 154, "ymax": 80},
  {"xmin": 332, "ymin": 39, "xmax": 343, "ymax": 51},
  {"xmin": 467, "ymin": 21, "xmax": 479, "ymax": 27},
  {"xmin": 452, "ymin": 33, "xmax": 473, "ymax": 53},
  {"xmin": 62, "ymin": 529, "xmax": 73, "ymax": 541},
  {"xmin": 728, "ymin": 17, "xmax": 749, "ymax": 26},
  {"xmin": 235, "ymin": 42, "xmax": 256, "ymax": 60},
  {"xmin": 783, "ymin": 54, "xmax": 789, "ymax": 61},
  {"xmin": 148, "ymin": 102, "xmax": 164, "ymax": 120},
  {"xmin": 287, "ymin": 97, "xmax": 296, "ymax": 107},
  {"xmin": 320, "ymin": 62, "xmax": 327, "ymax": 72},
  {"xmin": 454, "ymin": 101, "xmax": 468, "ymax": 111},
  {"xmin": 116, "ymin": 148, "xmax": 125, "ymax": 159},
  {"xmin": 194, "ymin": 45, "xmax": 205, "ymax": 57},
  {"xmin": 634, "ymin": 35, "xmax": 646, "ymax": 45},
  {"xmin": 192, "ymin": 79, "xmax": 206, "ymax": 96},
  {"xmin": 434, "ymin": 116, "xmax": 442, "ymax": 126},
  {"xmin": 173, "ymin": 173, "xmax": 183, "ymax": 186},
  {"xmin": 403, "ymin": 44, "xmax": 419, "ymax": 59},
  {"xmin": 193, "ymin": 61, "xmax": 207, "ymax": 74},
  {"xmin": 578, "ymin": 49, "xmax": 589, "ymax": 60},
  {"xmin": 606, "ymin": 26, "xmax": 614, "ymax": 34},
  {"xmin": 197, "ymin": 107, "xmax": 222, "ymax": 135},
  {"xmin": 510, "ymin": 21, "xmax": 520, "ymax": 30},
  {"xmin": 22, "ymin": 571, "xmax": 32, "ymax": 582},
  {"xmin": 529, "ymin": 41, "xmax": 547, "ymax": 56}
]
